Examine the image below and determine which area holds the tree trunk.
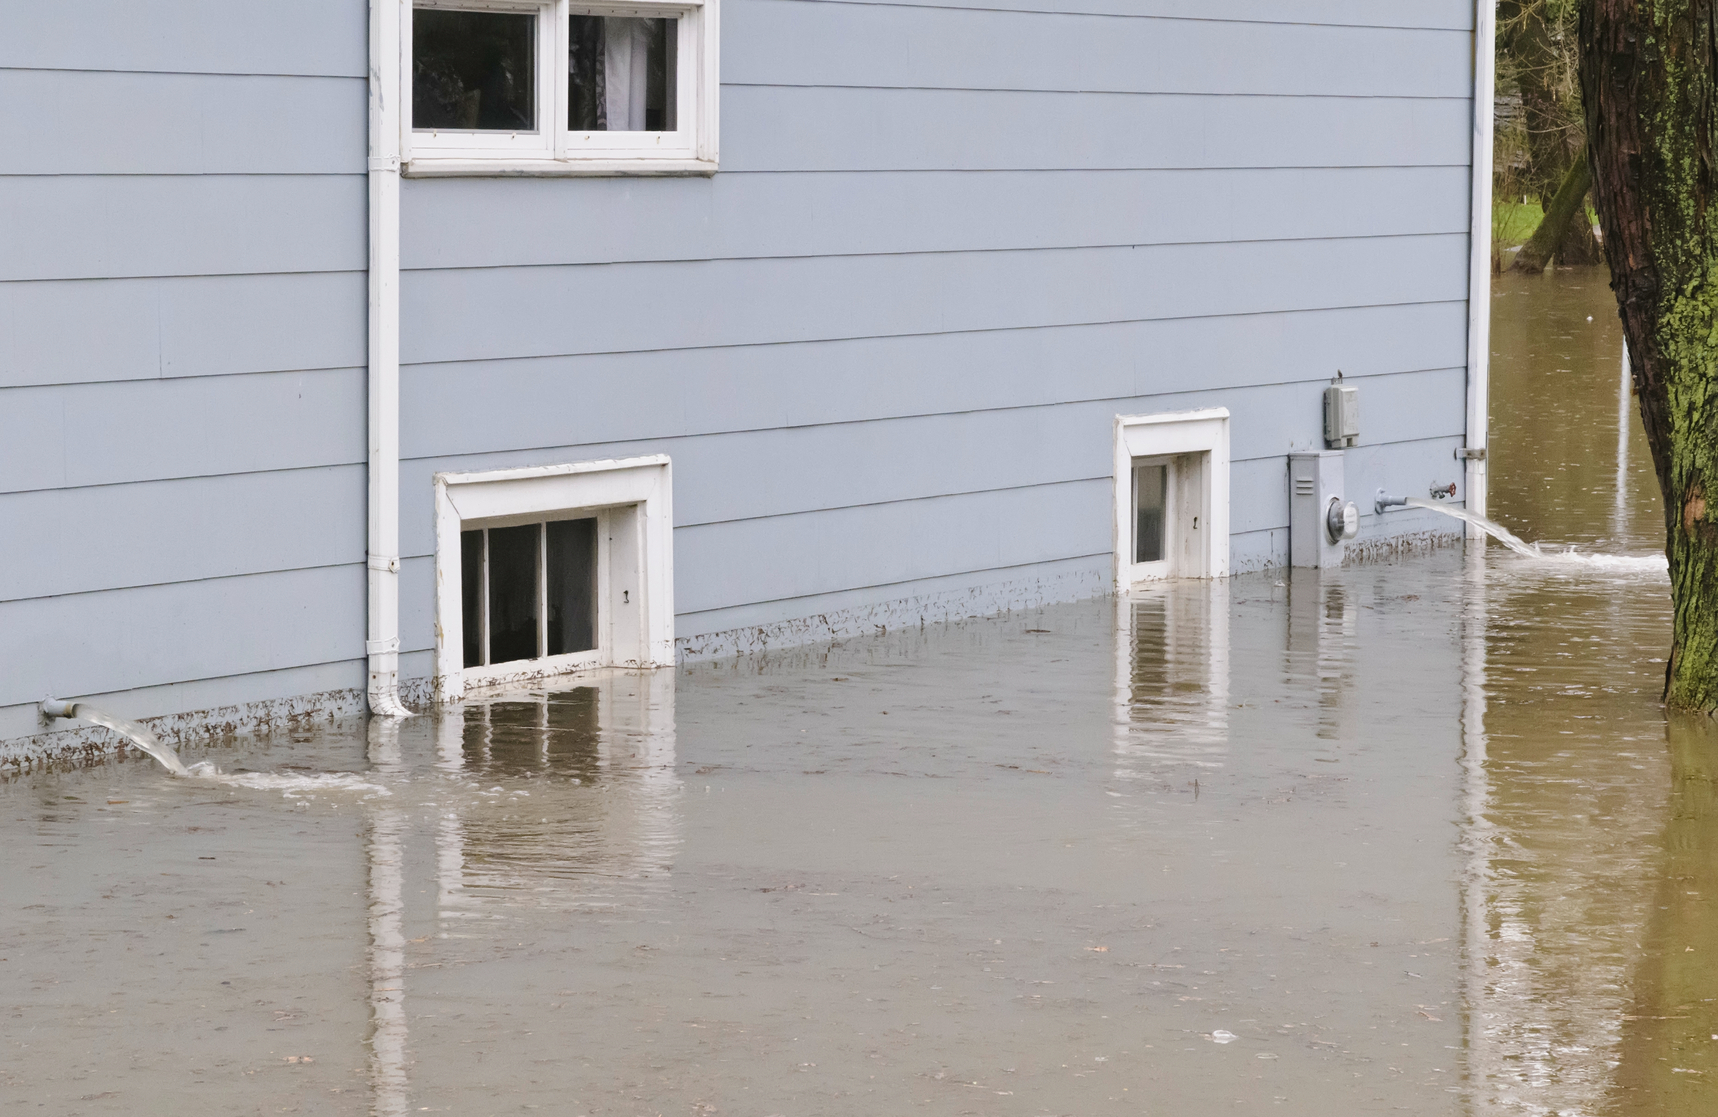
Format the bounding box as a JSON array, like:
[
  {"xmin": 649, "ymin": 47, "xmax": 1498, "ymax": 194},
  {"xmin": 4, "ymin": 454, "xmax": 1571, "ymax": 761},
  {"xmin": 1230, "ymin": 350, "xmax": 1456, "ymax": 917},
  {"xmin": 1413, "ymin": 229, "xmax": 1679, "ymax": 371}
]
[
  {"xmin": 1506, "ymin": 0, "xmax": 1576, "ymax": 206},
  {"xmin": 1512, "ymin": 148, "xmax": 1599, "ymax": 270},
  {"xmin": 1581, "ymin": 0, "xmax": 1718, "ymax": 712}
]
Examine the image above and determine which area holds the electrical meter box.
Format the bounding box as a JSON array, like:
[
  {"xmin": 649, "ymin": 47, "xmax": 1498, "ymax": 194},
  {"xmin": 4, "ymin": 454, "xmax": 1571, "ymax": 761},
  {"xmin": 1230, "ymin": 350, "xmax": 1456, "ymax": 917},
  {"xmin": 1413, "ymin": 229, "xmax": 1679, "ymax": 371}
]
[
  {"xmin": 1324, "ymin": 383, "xmax": 1359, "ymax": 448},
  {"xmin": 1289, "ymin": 450, "xmax": 1357, "ymax": 568}
]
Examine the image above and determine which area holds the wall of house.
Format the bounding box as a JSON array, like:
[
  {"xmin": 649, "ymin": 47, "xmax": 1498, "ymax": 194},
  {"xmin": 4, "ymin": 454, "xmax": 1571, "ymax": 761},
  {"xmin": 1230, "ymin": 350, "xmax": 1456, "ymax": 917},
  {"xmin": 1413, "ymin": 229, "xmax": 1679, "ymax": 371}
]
[
  {"xmin": 0, "ymin": 1, "xmax": 372, "ymax": 743},
  {"xmin": 397, "ymin": 0, "xmax": 1478, "ymax": 671},
  {"xmin": 0, "ymin": 0, "xmax": 1478, "ymax": 750}
]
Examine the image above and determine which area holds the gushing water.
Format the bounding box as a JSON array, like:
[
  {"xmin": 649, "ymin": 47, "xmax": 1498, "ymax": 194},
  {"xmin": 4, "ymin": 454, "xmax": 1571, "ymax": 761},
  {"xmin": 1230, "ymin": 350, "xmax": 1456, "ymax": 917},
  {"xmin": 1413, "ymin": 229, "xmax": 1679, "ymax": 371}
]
[
  {"xmin": 71, "ymin": 705, "xmax": 193, "ymax": 777},
  {"xmin": 1403, "ymin": 498, "xmax": 1668, "ymax": 572},
  {"xmin": 52, "ymin": 702, "xmax": 388, "ymax": 795}
]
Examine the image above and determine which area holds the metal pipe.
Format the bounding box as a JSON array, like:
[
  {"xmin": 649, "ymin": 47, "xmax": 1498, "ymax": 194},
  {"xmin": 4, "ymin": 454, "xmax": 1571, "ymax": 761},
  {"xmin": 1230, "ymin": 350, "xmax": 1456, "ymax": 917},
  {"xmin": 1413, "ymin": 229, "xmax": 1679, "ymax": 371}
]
[
  {"xmin": 367, "ymin": 0, "xmax": 411, "ymax": 718},
  {"xmin": 1376, "ymin": 492, "xmax": 1409, "ymax": 515},
  {"xmin": 1463, "ymin": 0, "xmax": 1496, "ymax": 539}
]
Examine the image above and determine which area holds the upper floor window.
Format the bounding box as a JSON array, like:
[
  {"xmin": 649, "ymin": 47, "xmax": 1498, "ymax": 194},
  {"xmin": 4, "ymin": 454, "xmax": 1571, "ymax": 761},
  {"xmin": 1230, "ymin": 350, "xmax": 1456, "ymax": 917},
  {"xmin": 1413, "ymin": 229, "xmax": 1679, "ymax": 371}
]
[{"xmin": 406, "ymin": 0, "xmax": 718, "ymax": 177}]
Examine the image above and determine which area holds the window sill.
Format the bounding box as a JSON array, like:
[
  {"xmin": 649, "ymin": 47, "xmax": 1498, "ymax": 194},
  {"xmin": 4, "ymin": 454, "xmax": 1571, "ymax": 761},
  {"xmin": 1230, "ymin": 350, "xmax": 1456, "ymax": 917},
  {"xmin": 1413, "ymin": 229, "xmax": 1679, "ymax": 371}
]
[{"xmin": 404, "ymin": 156, "xmax": 717, "ymax": 178}]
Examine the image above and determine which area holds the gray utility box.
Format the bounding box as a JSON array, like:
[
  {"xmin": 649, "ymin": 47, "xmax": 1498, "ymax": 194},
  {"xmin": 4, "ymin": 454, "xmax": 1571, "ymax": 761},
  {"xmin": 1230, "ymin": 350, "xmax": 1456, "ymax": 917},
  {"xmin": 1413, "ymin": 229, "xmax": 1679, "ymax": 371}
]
[
  {"xmin": 1324, "ymin": 383, "xmax": 1359, "ymax": 448},
  {"xmin": 1289, "ymin": 451, "xmax": 1355, "ymax": 568}
]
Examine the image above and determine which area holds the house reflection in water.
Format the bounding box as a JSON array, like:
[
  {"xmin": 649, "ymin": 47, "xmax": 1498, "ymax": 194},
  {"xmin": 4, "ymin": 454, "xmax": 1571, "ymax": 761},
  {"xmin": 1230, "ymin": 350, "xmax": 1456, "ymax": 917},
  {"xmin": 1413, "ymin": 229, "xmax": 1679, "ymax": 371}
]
[{"xmin": 433, "ymin": 673, "xmax": 681, "ymax": 923}]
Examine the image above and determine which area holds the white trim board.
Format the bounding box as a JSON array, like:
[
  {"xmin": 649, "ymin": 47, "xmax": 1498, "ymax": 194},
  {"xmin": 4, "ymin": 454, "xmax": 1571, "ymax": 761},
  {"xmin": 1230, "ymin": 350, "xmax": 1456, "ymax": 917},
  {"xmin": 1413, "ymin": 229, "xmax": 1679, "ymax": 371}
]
[
  {"xmin": 1113, "ymin": 408, "xmax": 1230, "ymax": 589},
  {"xmin": 433, "ymin": 455, "xmax": 675, "ymax": 701}
]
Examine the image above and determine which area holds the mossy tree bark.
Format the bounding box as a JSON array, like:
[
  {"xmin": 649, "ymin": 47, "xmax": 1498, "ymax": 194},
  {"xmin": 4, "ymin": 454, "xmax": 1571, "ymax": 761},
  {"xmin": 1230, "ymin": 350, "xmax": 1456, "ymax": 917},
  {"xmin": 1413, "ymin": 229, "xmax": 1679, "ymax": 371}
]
[
  {"xmin": 1512, "ymin": 148, "xmax": 1600, "ymax": 271},
  {"xmin": 1582, "ymin": 0, "xmax": 1718, "ymax": 711}
]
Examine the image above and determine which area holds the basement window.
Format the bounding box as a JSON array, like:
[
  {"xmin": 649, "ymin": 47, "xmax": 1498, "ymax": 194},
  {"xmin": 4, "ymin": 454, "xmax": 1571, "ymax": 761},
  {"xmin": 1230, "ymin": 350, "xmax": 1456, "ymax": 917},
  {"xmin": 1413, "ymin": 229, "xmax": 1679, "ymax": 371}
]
[
  {"xmin": 1113, "ymin": 410, "xmax": 1231, "ymax": 587},
  {"xmin": 461, "ymin": 517, "xmax": 599, "ymax": 669},
  {"xmin": 434, "ymin": 456, "xmax": 675, "ymax": 700},
  {"xmin": 405, "ymin": 0, "xmax": 719, "ymax": 176}
]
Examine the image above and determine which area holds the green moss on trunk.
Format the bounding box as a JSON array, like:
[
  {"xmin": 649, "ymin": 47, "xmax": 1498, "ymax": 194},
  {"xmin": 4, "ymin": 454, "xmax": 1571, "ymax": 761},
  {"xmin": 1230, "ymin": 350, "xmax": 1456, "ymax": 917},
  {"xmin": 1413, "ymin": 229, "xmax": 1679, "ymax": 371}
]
[
  {"xmin": 1512, "ymin": 148, "xmax": 1594, "ymax": 271},
  {"xmin": 1582, "ymin": 0, "xmax": 1718, "ymax": 711}
]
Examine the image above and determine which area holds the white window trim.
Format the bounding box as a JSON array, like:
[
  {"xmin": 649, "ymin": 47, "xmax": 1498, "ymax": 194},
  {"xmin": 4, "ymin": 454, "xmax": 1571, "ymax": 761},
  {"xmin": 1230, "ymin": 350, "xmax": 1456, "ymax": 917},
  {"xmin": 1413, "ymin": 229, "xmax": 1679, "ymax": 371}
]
[
  {"xmin": 434, "ymin": 455, "xmax": 675, "ymax": 701},
  {"xmin": 1113, "ymin": 409, "xmax": 1230, "ymax": 589},
  {"xmin": 399, "ymin": 0, "xmax": 719, "ymax": 178}
]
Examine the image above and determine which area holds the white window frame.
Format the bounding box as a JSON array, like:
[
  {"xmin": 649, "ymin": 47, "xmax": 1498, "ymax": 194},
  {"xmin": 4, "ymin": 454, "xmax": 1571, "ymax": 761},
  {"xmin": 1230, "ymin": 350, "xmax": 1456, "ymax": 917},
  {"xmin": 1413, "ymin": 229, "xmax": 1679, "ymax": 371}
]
[
  {"xmin": 399, "ymin": 0, "xmax": 719, "ymax": 177},
  {"xmin": 1113, "ymin": 409, "xmax": 1230, "ymax": 588},
  {"xmin": 434, "ymin": 455, "xmax": 675, "ymax": 701}
]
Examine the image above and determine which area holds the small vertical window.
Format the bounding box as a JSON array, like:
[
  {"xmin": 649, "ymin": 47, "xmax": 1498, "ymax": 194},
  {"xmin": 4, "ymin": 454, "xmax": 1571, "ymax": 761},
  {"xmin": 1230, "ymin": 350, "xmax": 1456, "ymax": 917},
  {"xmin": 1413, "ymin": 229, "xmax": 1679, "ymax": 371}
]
[
  {"xmin": 413, "ymin": 9, "xmax": 539, "ymax": 132},
  {"xmin": 545, "ymin": 518, "xmax": 598, "ymax": 655},
  {"xmin": 487, "ymin": 524, "xmax": 541, "ymax": 665},
  {"xmin": 461, "ymin": 517, "xmax": 600, "ymax": 669},
  {"xmin": 568, "ymin": 16, "xmax": 677, "ymax": 132},
  {"xmin": 461, "ymin": 529, "xmax": 485, "ymax": 669},
  {"xmin": 1133, "ymin": 462, "xmax": 1168, "ymax": 565}
]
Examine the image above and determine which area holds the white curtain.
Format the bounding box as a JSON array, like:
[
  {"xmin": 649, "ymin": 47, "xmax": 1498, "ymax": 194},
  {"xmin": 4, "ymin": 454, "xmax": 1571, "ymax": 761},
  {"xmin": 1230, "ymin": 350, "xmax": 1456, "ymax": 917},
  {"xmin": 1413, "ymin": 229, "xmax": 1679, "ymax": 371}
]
[{"xmin": 603, "ymin": 18, "xmax": 653, "ymax": 131}]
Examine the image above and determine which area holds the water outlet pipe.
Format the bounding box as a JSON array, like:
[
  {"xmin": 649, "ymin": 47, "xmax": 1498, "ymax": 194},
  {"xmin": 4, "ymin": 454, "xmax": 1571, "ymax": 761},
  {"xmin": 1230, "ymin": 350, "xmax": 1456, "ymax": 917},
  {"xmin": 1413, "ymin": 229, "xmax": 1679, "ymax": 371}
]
[
  {"xmin": 1376, "ymin": 491, "xmax": 1409, "ymax": 515},
  {"xmin": 39, "ymin": 699, "xmax": 193, "ymax": 776}
]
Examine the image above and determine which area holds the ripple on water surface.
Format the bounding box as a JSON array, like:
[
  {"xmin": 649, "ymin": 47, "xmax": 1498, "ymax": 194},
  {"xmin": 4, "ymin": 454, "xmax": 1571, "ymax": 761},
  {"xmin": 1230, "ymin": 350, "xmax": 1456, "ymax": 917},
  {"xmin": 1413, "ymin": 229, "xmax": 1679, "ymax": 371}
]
[{"xmin": 3, "ymin": 267, "xmax": 1712, "ymax": 1114}]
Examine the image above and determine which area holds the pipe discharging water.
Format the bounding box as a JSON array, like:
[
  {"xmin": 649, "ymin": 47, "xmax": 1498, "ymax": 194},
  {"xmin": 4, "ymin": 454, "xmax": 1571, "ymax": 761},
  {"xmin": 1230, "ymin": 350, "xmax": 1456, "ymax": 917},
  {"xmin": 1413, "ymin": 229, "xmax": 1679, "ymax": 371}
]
[
  {"xmin": 1375, "ymin": 495, "xmax": 1667, "ymax": 572},
  {"xmin": 39, "ymin": 699, "xmax": 390, "ymax": 795},
  {"xmin": 40, "ymin": 700, "xmax": 193, "ymax": 776}
]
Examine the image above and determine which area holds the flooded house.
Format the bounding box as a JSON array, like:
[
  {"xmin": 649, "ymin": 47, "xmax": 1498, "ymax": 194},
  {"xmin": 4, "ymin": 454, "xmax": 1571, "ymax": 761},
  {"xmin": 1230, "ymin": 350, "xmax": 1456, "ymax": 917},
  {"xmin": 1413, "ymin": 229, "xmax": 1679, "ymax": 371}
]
[{"xmin": 1, "ymin": 1, "xmax": 1490, "ymax": 759}]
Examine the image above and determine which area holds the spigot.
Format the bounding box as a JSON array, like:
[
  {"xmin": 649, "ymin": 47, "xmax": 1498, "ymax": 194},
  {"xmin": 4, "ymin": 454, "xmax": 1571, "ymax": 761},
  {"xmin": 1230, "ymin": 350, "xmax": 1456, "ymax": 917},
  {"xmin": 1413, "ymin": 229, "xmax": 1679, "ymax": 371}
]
[
  {"xmin": 40, "ymin": 698, "xmax": 78, "ymax": 719},
  {"xmin": 1376, "ymin": 490, "xmax": 1408, "ymax": 515}
]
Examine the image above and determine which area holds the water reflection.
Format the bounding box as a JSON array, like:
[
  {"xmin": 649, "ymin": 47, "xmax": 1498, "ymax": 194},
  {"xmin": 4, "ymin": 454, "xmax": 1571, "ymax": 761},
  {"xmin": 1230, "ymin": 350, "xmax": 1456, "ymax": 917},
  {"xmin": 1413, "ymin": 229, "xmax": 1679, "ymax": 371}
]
[
  {"xmin": 1612, "ymin": 716, "xmax": 1718, "ymax": 1105},
  {"xmin": 1457, "ymin": 267, "xmax": 1692, "ymax": 1116},
  {"xmin": 365, "ymin": 719, "xmax": 409, "ymax": 1117},
  {"xmin": 1113, "ymin": 579, "xmax": 1229, "ymax": 773},
  {"xmin": 434, "ymin": 673, "xmax": 680, "ymax": 917}
]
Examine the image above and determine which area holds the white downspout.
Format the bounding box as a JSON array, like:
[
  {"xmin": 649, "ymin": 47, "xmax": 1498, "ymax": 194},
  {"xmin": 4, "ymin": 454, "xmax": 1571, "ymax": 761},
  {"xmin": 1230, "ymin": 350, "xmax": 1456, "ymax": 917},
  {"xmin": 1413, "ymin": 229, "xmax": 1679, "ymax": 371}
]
[
  {"xmin": 367, "ymin": 0, "xmax": 411, "ymax": 718},
  {"xmin": 1463, "ymin": 0, "xmax": 1496, "ymax": 538}
]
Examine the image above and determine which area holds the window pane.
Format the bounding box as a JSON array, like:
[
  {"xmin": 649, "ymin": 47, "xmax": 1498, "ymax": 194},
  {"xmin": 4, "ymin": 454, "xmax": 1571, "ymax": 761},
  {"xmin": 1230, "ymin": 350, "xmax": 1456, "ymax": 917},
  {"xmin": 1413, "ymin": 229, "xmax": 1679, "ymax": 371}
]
[
  {"xmin": 461, "ymin": 528, "xmax": 485, "ymax": 668},
  {"xmin": 414, "ymin": 9, "xmax": 537, "ymax": 131},
  {"xmin": 1134, "ymin": 463, "xmax": 1168, "ymax": 564},
  {"xmin": 488, "ymin": 523, "xmax": 540, "ymax": 665},
  {"xmin": 569, "ymin": 16, "xmax": 676, "ymax": 132},
  {"xmin": 545, "ymin": 518, "xmax": 599, "ymax": 656}
]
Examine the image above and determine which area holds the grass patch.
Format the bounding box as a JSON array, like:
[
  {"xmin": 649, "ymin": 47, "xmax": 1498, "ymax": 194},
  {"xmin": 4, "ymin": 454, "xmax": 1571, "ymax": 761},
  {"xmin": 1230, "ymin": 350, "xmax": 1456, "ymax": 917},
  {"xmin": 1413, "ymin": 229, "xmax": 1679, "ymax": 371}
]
[
  {"xmin": 1494, "ymin": 199, "xmax": 1544, "ymax": 245},
  {"xmin": 1493, "ymin": 197, "xmax": 1602, "ymax": 248}
]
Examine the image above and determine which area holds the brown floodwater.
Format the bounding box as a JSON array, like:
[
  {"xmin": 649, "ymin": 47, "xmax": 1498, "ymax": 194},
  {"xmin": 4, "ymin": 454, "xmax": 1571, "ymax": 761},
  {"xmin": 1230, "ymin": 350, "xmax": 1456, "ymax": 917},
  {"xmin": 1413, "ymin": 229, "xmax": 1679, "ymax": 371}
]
[{"xmin": 3, "ymin": 267, "xmax": 1711, "ymax": 1115}]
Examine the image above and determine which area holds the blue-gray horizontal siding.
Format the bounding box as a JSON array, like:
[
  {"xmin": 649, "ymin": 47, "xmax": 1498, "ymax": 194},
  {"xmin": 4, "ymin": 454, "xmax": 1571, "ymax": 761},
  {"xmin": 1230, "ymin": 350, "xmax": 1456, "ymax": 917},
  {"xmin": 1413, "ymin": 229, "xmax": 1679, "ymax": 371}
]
[
  {"xmin": 760, "ymin": 0, "xmax": 1473, "ymax": 31},
  {"xmin": 721, "ymin": 89, "xmax": 1473, "ymax": 172},
  {"xmin": 0, "ymin": 176, "xmax": 365, "ymax": 280},
  {"xmin": 0, "ymin": 70, "xmax": 365, "ymax": 176},
  {"xmin": 0, "ymin": 370, "xmax": 363, "ymax": 492},
  {"xmin": 729, "ymin": 1, "xmax": 1473, "ymax": 95},
  {"xmin": 400, "ymin": 302, "xmax": 1470, "ymax": 454},
  {"xmin": 0, "ymin": 0, "xmax": 369, "ymax": 722},
  {"xmin": 398, "ymin": 0, "xmax": 1476, "ymax": 653},
  {"xmin": 401, "ymin": 235, "xmax": 1468, "ymax": 364},
  {"xmin": 0, "ymin": 567, "xmax": 364, "ymax": 710},
  {"xmin": 403, "ymin": 167, "xmax": 1470, "ymax": 270},
  {"xmin": 0, "ymin": 273, "xmax": 365, "ymax": 387},
  {"xmin": 0, "ymin": 1, "xmax": 367, "ymax": 75}
]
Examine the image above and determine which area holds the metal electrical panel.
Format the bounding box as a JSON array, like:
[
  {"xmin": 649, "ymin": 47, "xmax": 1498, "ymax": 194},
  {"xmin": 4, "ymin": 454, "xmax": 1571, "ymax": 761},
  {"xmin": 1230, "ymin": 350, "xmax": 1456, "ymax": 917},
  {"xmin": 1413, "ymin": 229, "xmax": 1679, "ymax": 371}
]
[
  {"xmin": 1289, "ymin": 450, "xmax": 1355, "ymax": 568},
  {"xmin": 1324, "ymin": 383, "xmax": 1359, "ymax": 448}
]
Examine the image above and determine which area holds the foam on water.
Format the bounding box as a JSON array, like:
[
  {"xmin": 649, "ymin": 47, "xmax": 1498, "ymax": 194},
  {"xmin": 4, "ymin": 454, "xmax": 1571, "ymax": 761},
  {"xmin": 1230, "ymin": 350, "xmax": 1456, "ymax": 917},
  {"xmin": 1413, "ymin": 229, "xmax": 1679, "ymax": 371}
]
[
  {"xmin": 1403, "ymin": 498, "xmax": 1668, "ymax": 574},
  {"xmin": 193, "ymin": 768, "xmax": 392, "ymax": 798}
]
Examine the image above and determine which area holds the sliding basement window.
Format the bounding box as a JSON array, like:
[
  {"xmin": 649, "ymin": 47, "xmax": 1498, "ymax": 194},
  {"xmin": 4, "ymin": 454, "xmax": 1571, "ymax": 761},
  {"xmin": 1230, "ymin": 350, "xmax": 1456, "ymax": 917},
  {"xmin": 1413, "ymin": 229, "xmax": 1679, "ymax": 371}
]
[
  {"xmin": 434, "ymin": 456, "xmax": 675, "ymax": 701},
  {"xmin": 461, "ymin": 517, "xmax": 599, "ymax": 670}
]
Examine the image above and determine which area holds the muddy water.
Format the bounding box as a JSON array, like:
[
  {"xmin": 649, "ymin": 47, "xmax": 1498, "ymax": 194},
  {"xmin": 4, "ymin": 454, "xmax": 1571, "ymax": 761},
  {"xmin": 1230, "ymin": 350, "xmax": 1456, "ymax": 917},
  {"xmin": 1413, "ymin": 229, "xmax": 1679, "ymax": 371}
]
[{"xmin": 3, "ymin": 269, "xmax": 1711, "ymax": 1115}]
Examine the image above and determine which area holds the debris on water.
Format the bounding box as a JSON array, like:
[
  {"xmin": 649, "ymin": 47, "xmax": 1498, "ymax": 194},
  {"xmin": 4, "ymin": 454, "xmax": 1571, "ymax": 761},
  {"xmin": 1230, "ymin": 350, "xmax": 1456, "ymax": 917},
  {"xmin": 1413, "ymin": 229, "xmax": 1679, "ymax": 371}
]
[{"xmin": 1210, "ymin": 1030, "xmax": 1238, "ymax": 1044}]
